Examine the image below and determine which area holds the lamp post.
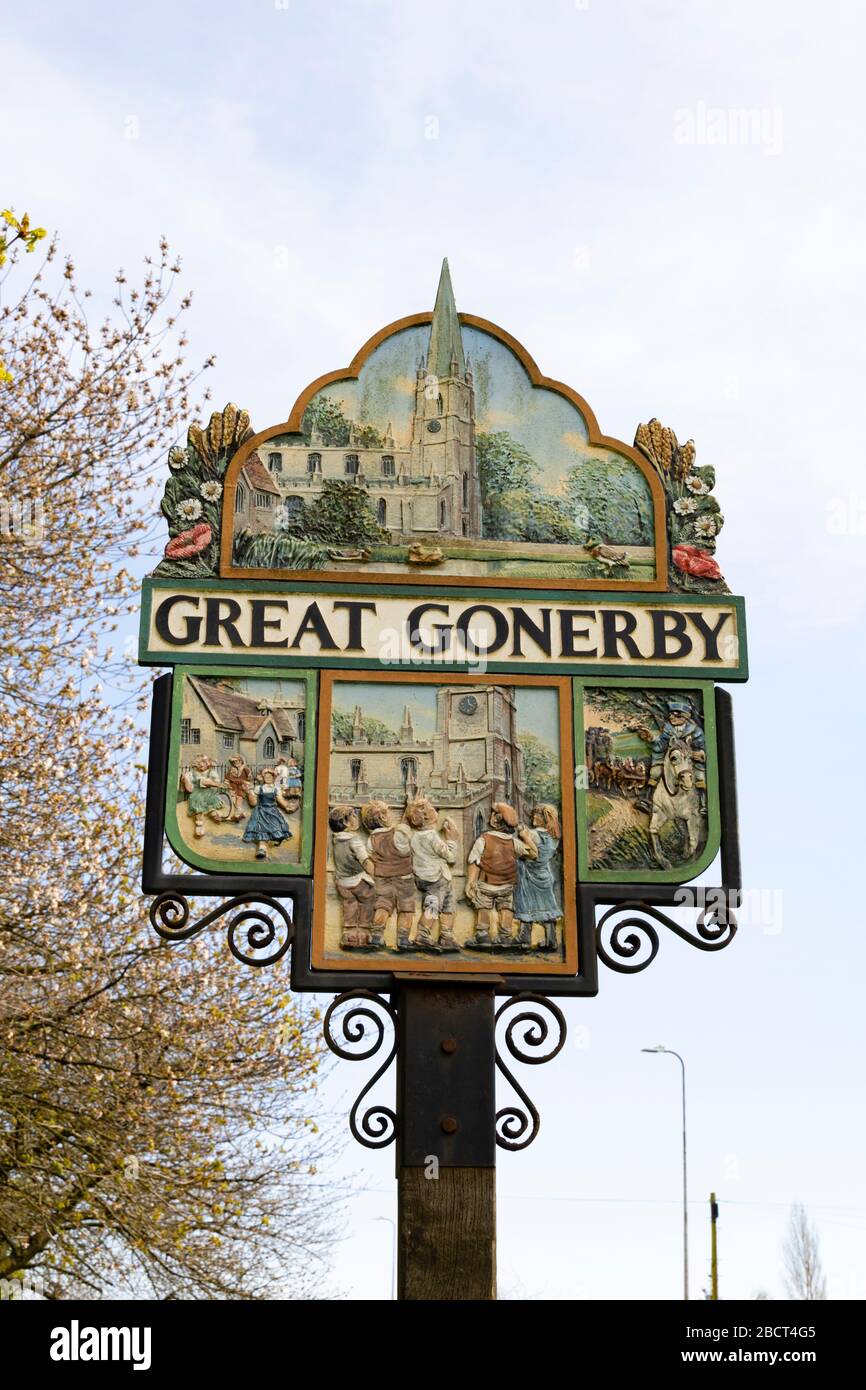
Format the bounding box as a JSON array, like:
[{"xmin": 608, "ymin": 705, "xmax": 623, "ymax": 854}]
[
  {"xmin": 642, "ymin": 1044, "xmax": 688, "ymax": 1301},
  {"xmin": 373, "ymin": 1215, "xmax": 396, "ymax": 1301}
]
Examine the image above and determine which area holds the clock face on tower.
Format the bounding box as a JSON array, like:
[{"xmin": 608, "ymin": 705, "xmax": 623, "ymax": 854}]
[
  {"xmin": 458, "ymin": 694, "xmax": 478, "ymax": 715},
  {"xmin": 426, "ymin": 418, "xmax": 442, "ymax": 433}
]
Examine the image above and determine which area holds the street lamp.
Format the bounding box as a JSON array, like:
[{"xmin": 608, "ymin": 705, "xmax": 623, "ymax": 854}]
[{"xmin": 642, "ymin": 1044, "xmax": 688, "ymax": 1301}]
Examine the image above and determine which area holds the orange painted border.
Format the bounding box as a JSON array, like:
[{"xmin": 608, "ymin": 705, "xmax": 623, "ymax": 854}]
[
  {"xmin": 218, "ymin": 311, "xmax": 669, "ymax": 592},
  {"xmin": 311, "ymin": 669, "xmax": 579, "ymax": 977}
]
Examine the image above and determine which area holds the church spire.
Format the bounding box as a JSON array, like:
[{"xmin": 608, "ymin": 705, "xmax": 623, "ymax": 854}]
[
  {"xmin": 427, "ymin": 258, "xmax": 465, "ymax": 380},
  {"xmin": 400, "ymin": 704, "xmax": 414, "ymax": 742}
]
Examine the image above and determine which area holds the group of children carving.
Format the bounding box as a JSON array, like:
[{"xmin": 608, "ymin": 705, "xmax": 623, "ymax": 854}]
[{"xmin": 328, "ymin": 795, "xmax": 562, "ymax": 954}]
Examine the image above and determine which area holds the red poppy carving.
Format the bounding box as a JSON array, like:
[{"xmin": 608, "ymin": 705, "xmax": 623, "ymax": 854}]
[
  {"xmin": 672, "ymin": 543, "xmax": 722, "ymax": 580},
  {"xmin": 164, "ymin": 523, "xmax": 212, "ymax": 559}
]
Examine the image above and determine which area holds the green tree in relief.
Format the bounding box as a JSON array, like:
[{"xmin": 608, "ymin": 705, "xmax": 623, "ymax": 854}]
[
  {"xmin": 302, "ymin": 395, "xmax": 384, "ymax": 450},
  {"xmin": 475, "ymin": 432, "xmax": 583, "ymax": 544},
  {"xmin": 282, "ymin": 479, "xmax": 389, "ymax": 546},
  {"xmin": 520, "ymin": 733, "xmax": 562, "ymax": 807},
  {"xmin": 563, "ymin": 457, "xmax": 653, "ymax": 545},
  {"xmin": 332, "ymin": 710, "xmax": 398, "ymax": 742}
]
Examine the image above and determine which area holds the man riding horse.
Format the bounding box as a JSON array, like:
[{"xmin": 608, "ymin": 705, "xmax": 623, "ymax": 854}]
[{"xmin": 635, "ymin": 699, "xmax": 706, "ymax": 814}]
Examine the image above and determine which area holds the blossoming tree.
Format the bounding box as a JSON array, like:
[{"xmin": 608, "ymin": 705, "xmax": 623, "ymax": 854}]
[{"xmin": 0, "ymin": 221, "xmax": 338, "ymax": 1298}]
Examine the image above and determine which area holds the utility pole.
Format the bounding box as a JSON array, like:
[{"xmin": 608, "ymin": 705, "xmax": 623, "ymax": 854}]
[{"xmin": 710, "ymin": 1192, "xmax": 719, "ymax": 1300}]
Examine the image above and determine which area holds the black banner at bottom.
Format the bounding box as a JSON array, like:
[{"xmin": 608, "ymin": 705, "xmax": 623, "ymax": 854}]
[{"xmin": 2, "ymin": 1295, "xmax": 859, "ymax": 1375}]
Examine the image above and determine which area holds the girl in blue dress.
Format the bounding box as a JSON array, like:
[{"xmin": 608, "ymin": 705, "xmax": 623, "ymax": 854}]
[
  {"xmin": 243, "ymin": 767, "xmax": 294, "ymax": 860},
  {"xmin": 514, "ymin": 804, "xmax": 561, "ymax": 951}
]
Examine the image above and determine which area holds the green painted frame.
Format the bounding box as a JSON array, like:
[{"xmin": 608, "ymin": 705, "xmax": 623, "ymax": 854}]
[
  {"xmin": 573, "ymin": 676, "xmax": 721, "ymax": 885},
  {"xmin": 139, "ymin": 576, "xmax": 749, "ymax": 682},
  {"xmin": 165, "ymin": 663, "xmax": 318, "ymax": 876}
]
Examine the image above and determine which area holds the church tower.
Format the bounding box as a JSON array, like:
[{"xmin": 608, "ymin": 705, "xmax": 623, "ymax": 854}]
[{"xmin": 410, "ymin": 260, "xmax": 483, "ymax": 539}]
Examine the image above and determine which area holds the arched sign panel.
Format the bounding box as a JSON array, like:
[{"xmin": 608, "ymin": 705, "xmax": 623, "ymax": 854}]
[{"xmin": 140, "ymin": 261, "xmax": 744, "ymax": 994}]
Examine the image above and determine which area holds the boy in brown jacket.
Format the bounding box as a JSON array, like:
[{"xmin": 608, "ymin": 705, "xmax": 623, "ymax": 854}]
[
  {"xmin": 361, "ymin": 800, "xmax": 416, "ymax": 951},
  {"xmin": 465, "ymin": 801, "xmax": 538, "ymax": 949}
]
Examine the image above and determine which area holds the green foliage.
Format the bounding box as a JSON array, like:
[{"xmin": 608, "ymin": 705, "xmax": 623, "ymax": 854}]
[
  {"xmin": 0, "ymin": 208, "xmax": 47, "ymax": 267},
  {"xmin": 475, "ymin": 432, "xmax": 583, "ymax": 544},
  {"xmin": 596, "ymin": 818, "xmax": 700, "ymax": 872},
  {"xmin": 282, "ymin": 479, "xmax": 389, "ymax": 546},
  {"xmin": 669, "ymin": 475, "xmax": 723, "ymax": 552},
  {"xmin": 586, "ymin": 793, "xmax": 612, "ymax": 828},
  {"xmin": 231, "ymin": 530, "xmax": 329, "ymax": 570},
  {"xmin": 302, "ymin": 395, "xmax": 351, "ymax": 446},
  {"xmin": 332, "ymin": 709, "xmax": 397, "ymax": 742},
  {"xmin": 357, "ymin": 423, "xmax": 385, "ymax": 449},
  {"xmin": 585, "ymin": 686, "xmax": 700, "ymax": 730},
  {"xmin": 563, "ymin": 456, "xmax": 653, "ymax": 546},
  {"xmin": 154, "ymin": 405, "xmax": 256, "ymax": 577},
  {"xmin": 476, "ymin": 431, "xmax": 535, "ymax": 496},
  {"xmin": 520, "ymin": 733, "xmax": 561, "ymax": 807},
  {"xmin": 301, "ymin": 395, "xmax": 384, "ymax": 450},
  {"xmin": 0, "ymin": 210, "xmax": 47, "ymax": 382},
  {"xmin": 476, "ymin": 430, "xmax": 652, "ymax": 548}
]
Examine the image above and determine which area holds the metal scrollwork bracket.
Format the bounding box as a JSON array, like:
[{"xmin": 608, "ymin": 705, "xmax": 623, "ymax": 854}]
[
  {"xmin": 149, "ymin": 890, "xmax": 293, "ymax": 968},
  {"xmin": 595, "ymin": 898, "xmax": 737, "ymax": 975},
  {"xmin": 494, "ymin": 993, "xmax": 567, "ymax": 1151},
  {"xmin": 322, "ymin": 991, "xmax": 398, "ymax": 1149}
]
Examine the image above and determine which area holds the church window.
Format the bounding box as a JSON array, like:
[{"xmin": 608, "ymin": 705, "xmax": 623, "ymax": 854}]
[
  {"xmin": 462, "ymin": 518, "xmax": 468, "ymax": 537},
  {"xmin": 283, "ymin": 496, "xmax": 304, "ymax": 518},
  {"xmin": 180, "ymin": 718, "xmax": 200, "ymax": 746},
  {"xmin": 263, "ymin": 736, "xmax": 276, "ymax": 759},
  {"xmin": 437, "ymin": 393, "xmax": 443, "ymax": 415},
  {"xmin": 235, "ymin": 483, "xmax": 246, "ymax": 511},
  {"xmin": 344, "ymin": 454, "xmax": 359, "ymax": 475},
  {"xmin": 474, "ymin": 809, "xmax": 485, "ymax": 840},
  {"xmin": 440, "ymin": 499, "xmax": 447, "ymax": 527},
  {"xmin": 280, "ymin": 738, "xmax": 292, "ymax": 753},
  {"xmin": 350, "ymin": 758, "xmax": 363, "ymax": 783},
  {"xmin": 221, "ymin": 732, "xmax": 236, "ymax": 750},
  {"xmin": 307, "ymin": 452, "xmax": 321, "ymax": 473},
  {"xmin": 462, "ymin": 472, "xmax": 468, "ymax": 508},
  {"xmin": 297, "ymin": 713, "xmax": 305, "ymax": 741},
  {"xmin": 254, "ymin": 490, "xmax": 273, "ymax": 509},
  {"xmin": 400, "ymin": 757, "xmax": 418, "ymax": 789},
  {"xmin": 381, "ymin": 455, "xmax": 395, "ymax": 476},
  {"xmin": 504, "ymin": 760, "xmax": 513, "ymax": 801},
  {"xmin": 268, "ymin": 452, "xmax": 282, "ymax": 473},
  {"xmin": 377, "ymin": 498, "xmax": 387, "ymax": 525}
]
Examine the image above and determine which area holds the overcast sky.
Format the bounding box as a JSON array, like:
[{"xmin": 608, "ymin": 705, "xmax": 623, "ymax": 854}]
[{"xmin": 5, "ymin": 0, "xmax": 866, "ymax": 1300}]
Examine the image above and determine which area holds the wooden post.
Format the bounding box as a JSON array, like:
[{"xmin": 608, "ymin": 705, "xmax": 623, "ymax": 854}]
[{"xmin": 396, "ymin": 982, "xmax": 497, "ymax": 1300}]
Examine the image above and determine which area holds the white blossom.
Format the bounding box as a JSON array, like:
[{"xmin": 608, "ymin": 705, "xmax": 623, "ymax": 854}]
[
  {"xmin": 177, "ymin": 498, "xmax": 203, "ymax": 522},
  {"xmin": 673, "ymin": 496, "xmax": 698, "ymax": 516}
]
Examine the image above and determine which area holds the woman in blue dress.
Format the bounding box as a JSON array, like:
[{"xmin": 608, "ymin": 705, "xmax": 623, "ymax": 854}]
[
  {"xmin": 514, "ymin": 804, "xmax": 561, "ymax": 951},
  {"xmin": 243, "ymin": 767, "xmax": 294, "ymax": 860}
]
